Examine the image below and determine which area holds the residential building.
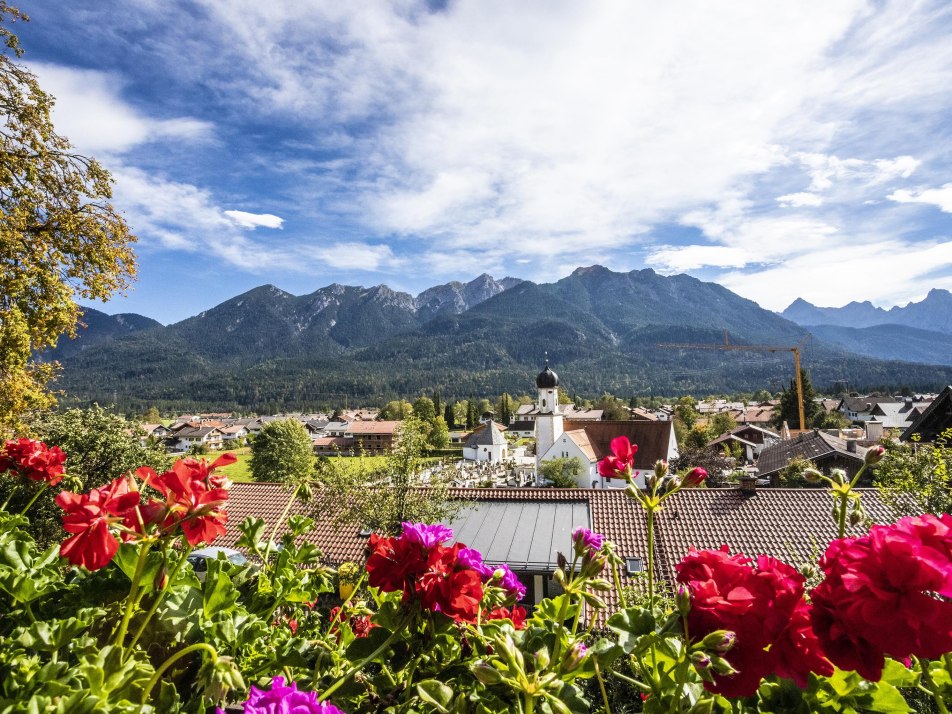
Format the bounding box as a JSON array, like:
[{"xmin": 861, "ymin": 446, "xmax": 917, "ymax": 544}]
[
  {"xmin": 756, "ymin": 429, "xmax": 868, "ymax": 485},
  {"xmin": 900, "ymin": 385, "xmax": 952, "ymax": 442}
]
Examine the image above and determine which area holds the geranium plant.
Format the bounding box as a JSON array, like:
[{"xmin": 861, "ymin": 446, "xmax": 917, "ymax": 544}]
[{"xmin": 0, "ymin": 435, "xmax": 950, "ymax": 713}]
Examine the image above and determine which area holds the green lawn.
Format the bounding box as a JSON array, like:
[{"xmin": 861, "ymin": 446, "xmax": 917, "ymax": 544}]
[{"xmin": 202, "ymin": 451, "xmax": 448, "ymax": 483}]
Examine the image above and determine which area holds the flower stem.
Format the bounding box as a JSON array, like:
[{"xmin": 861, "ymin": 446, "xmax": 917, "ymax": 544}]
[
  {"xmin": 17, "ymin": 483, "xmax": 48, "ymax": 517},
  {"xmin": 262, "ymin": 483, "xmax": 301, "ymax": 572},
  {"xmin": 646, "ymin": 506, "xmax": 655, "ymax": 606},
  {"xmin": 114, "ymin": 542, "xmax": 152, "ymax": 647},
  {"xmin": 140, "ymin": 642, "xmax": 218, "ymax": 704},
  {"xmin": 611, "ymin": 558, "xmax": 628, "ymax": 610},
  {"xmin": 126, "ymin": 548, "xmax": 189, "ymax": 657},
  {"xmin": 920, "ymin": 658, "xmax": 950, "ymax": 714},
  {"xmin": 594, "ymin": 657, "xmax": 613, "ymax": 714},
  {"xmin": 317, "ymin": 620, "xmax": 406, "ymax": 702},
  {"xmin": 0, "ymin": 486, "xmax": 17, "ymax": 512}
]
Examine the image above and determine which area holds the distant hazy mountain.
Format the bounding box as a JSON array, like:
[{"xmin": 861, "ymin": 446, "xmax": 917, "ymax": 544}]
[
  {"xmin": 53, "ymin": 267, "xmax": 952, "ymax": 412},
  {"xmin": 805, "ymin": 323, "xmax": 952, "ymax": 367},
  {"xmin": 43, "ymin": 307, "xmax": 162, "ymax": 361},
  {"xmin": 782, "ymin": 289, "xmax": 952, "ymax": 334}
]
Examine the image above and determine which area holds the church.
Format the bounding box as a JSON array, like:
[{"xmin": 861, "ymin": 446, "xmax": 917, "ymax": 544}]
[{"xmin": 533, "ymin": 361, "xmax": 679, "ymax": 488}]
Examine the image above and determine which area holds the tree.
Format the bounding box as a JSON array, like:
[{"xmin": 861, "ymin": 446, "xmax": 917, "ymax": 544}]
[
  {"xmin": 465, "ymin": 399, "xmax": 476, "ymax": 430},
  {"xmin": 669, "ymin": 446, "xmax": 732, "ymax": 487},
  {"xmin": 250, "ymin": 418, "xmax": 315, "ymax": 483},
  {"xmin": 313, "ymin": 416, "xmax": 461, "ymax": 535},
  {"xmin": 143, "ymin": 406, "xmax": 161, "ymax": 423},
  {"xmin": 876, "ymin": 429, "xmax": 952, "ymax": 517},
  {"xmin": 595, "ymin": 393, "xmax": 629, "ymax": 421},
  {"xmin": 432, "ymin": 390, "xmax": 442, "ymax": 423},
  {"xmin": 773, "ymin": 369, "xmax": 818, "ymax": 430},
  {"xmin": 443, "ymin": 403, "xmax": 455, "ymax": 429},
  {"xmin": 538, "ymin": 456, "xmax": 585, "ymax": 488},
  {"xmin": 709, "ymin": 411, "xmax": 737, "ymax": 438},
  {"xmin": 1, "ymin": 405, "xmax": 172, "ymax": 545},
  {"xmin": 428, "ymin": 415, "xmax": 450, "ymax": 449},
  {"xmin": 674, "ymin": 397, "xmax": 700, "ymax": 429},
  {"xmin": 379, "ymin": 400, "xmax": 413, "ymax": 420},
  {"xmin": 813, "ymin": 409, "xmax": 850, "ymax": 430},
  {"xmin": 0, "ymin": 7, "xmax": 136, "ymax": 435},
  {"xmin": 412, "ymin": 396, "xmax": 436, "ymax": 423},
  {"xmin": 497, "ymin": 393, "xmax": 513, "ymax": 425}
]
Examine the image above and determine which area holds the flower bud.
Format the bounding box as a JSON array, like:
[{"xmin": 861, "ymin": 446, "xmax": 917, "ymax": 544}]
[
  {"xmin": 830, "ymin": 468, "xmax": 847, "ymax": 485},
  {"xmin": 683, "ymin": 467, "xmax": 708, "ymax": 487},
  {"xmin": 675, "ymin": 584, "xmax": 692, "ymax": 615},
  {"xmin": 710, "ymin": 655, "xmax": 737, "ymax": 676},
  {"xmin": 472, "ymin": 662, "xmax": 503, "ymax": 685},
  {"xmin": 799, "ymin": 563, "xmax": 816, "ymax": 580},
  {"xmin": 654, "ymin": 460, "xmax": 669, "ymax": 479},
  {"xmin": 581, "ymin": 552, "xmax": 607, "ymax": 577},
  {"xmin": 849, "ymin": 506, "xmax": 864, "ymax": 527},
  {"xmin": 154, "ymin": 566, "xmax": 169, "ymax": 591},
  {"xmin": 534, "ymin": 647, "xmax": 551, "ymax": 669},
  {"xmin": 553, "ymin": 567, "xmax": 566, "ymax": 586},
  {"xmin": 864, "ymin": 444, "xmax": 885, "ymax": 466},
  {"xmin": 557, "ymin": 551, "xmax": 568, "ymax": 570},
  {"xmin": 700, "ymin": 630, "xmax": 736, "ymax": 654},
  {"xmin": 690, "ymin": 651, "xmax": 712, "ymax": 670},
  {"xmin": 562, "ymin": 642, "xmax": 588, "ymax": 673},
  {"xmin": 803, "ymin": 468, "xmax": 823, "ymax": 484}
]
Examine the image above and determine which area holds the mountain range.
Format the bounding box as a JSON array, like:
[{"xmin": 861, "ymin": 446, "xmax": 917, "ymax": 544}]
[
  {"xmin": 780, "ymin": 290, "xmax": 952, "ymax": 365},
  {"xmin": 48, "ymin": 268, "xmax": 952, "ymax": 412}
]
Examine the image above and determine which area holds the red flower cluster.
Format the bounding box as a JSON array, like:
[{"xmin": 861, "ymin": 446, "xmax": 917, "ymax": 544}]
[
  {"xmin": 484, "ymin": 606, "xmax": 527, "ymax": 629},
  {"xmin": 56, "ymin": 455, "xmax": 234, "ymax": 571},
  {"xmin": 597, "ymin": 436, "xmax": 637, "ymax": 479},
  {"xmin": 328, "ymin": 606, "xmax": 376, "ymax": 641},
  {"xmin": 0, "ymin": 438, "xmax": 66, "ymax": 486},
  {"xmin": 137, "ymin": 453, "xmax": 234, "ymax": 546},
  {"xmin": 366, "ymin": 523, "xmax": 484, "ymax": 623},
  {"xmin": 57, "ymin": 476, "xmax": 141, "ymax": 571},
  {"xmin": 676, "ymin": 546, "xmax": 831, "ymax": 697},
  {"xmin": 811, "ymin": 513, "xmax": 952, "ymax": 681}
]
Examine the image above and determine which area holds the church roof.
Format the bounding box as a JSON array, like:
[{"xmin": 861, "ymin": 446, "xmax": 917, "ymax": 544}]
[
  {"xmin": 465, "ymin": 421, "xmax": 508, "ymax": 448},
  {"xmin": 535, "ymin": 364, "xmax": 559, "ymax": 388},
  {"xmin": 562, "ymin": 420, "xmax": 674, "ymax": 469}
]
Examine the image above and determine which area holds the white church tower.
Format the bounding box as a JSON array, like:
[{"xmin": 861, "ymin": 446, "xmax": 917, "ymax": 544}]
[{"xmin": 534, "ymin": 356, "xmax": 564, "ymax": 472}]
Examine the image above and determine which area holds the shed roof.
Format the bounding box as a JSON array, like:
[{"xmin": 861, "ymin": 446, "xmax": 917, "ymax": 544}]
[{"xmin": 900, "ymin": 385, "xmax": 952, "ymax": 442}]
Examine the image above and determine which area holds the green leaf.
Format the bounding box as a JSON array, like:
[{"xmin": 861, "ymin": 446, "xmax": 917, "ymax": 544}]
[
  {"xmin": 607, "ymin": 607, "xmax": 656, "ymax": 653},
  {"xmin": 881, "ymin": 658, "xmax": 919, "ymax": 688},
  {"xmin": 202, "ymin": 558, "xmax": 239, "ymax": 619},
  {"xmin": 417, "ymin": 680, "xmax": 453, "ymax": 713}
]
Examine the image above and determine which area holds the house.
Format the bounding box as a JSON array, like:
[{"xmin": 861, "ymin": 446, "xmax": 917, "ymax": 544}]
[
  {"xmin": 629, "ymin": 407, "xmax": 659, "ymax": 422},
  {"xmin": 507, "ymin": 420, "xmax": 536, "ymax": 438},
  {"xmin": 836, "ymin": 396, "xmax": 901, "ymax": 423},
  {"xmin": 709, "ymin": 424, "xmax": 781, "ymax": 462},
  {"xmin": 173, "ymin": 425, "xmax": 224, "ymax": 452},
  {"xmin": 218, "ymin": 424, "xmax": 248, "ymax": 442},
  {"xmin": 220, "ymin": 482, "xmax": 906, "ymax": 623},
  {"xmin": 531, "ymin": 361, "xmax": 678, "ymax": 488},
  {"xmin": 867, "ymin": 397, "xmax": 932, "ymax": 430},
  {"xmin": 728, "ymin": 404, "xmax": 776, "ymax": 426},
  {"xmin": 900, "ymin": 385, "xmax": 952, "ymax": 443},
  {"xmin": 312, "ymin": 436, "xmax": 355, "ymax": 456},
  {"xmin": 139, "ymin": 423, "xmax": 171, "ymax": 440},
  {"xmin": 512, "ymin": 403, "xmax": 603, "ymax": 424},
  {"xmin": 463, "ymin": 421, "xmax": 509, "ymax": 462},
  {"xmin": 344, "ymin": 421, "xmax": 400, "ymax": 454},
  {"xmin": 756, "ymin": 429, "xmax": 868, "ymax": 485}
]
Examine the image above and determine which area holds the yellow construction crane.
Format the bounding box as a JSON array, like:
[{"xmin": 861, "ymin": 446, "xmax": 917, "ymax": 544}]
[{"xmin": 656, "ymin": 333, "xmax": 808, "ymax": 431}]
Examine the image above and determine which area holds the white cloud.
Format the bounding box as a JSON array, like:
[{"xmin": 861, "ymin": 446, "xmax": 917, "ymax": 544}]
[
  {"xmin": 28, "ymin": 63, "xmax": 211, "ymax": 154},
  {"xmin": 777, "ymin": 192, "xmax": 824, "ymax": 208},
  {"xmin": 888, "ymin": 183, "xmax": 952, "ymax": 213},
  {"xmin": 720, "ymin": 239, "xmax": 952, "ymax": 311},
  {"xmin": 796, "ymin": 153, "xmax": 920, "ymax": 192},
  {"xmin": 224, "ymin": 210, "xmax": 285, "ymax": 229}
]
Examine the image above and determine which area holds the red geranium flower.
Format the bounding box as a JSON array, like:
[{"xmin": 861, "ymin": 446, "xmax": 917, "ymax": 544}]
[
  {"xmin": 597, "ymin": 436, "xmax": 637, "ymax": 479},
  {"xmin": 676, "ymin": 546, "xmax": 831, "ymax": 697},
  {"xmin": 485, "ymin": 605, "xmax": 527, "ymax": 629},
  {"xmin": 811, "ymin": 514, "xmax": 952, "ymax": 681},
  {"xmin": 366, "ymin": 532, "xmax": 429, "ymax": 595},
  {"xmin": 416, "ymin": 543, "xmax": 484, "ymax": 623},
  {"xmin": 137, "ymin": 458, "xmax": 230, "ymax": 545},
  {"xmin": 0, "ymin": 438, "xmax": 67, "ymax": 486},
  {"xmin": 56, "ymin": 476, "xmax": 141, "ymax": 570}
]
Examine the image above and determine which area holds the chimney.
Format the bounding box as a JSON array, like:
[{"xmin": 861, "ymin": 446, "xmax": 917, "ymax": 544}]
[
  {"xmin": 866, "ymin": 419, "xmax": 883, "ymax": 442},
  {"xmin": 846, "ymin": 439, "xmax": 857, "ymax": 453},
  {"xmin": 739, "ymin": 474, "xmax": 759, "ymax": 494}
]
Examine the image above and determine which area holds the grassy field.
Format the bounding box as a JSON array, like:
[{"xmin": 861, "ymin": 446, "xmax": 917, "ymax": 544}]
[{"xmin": 199, "ymin": 450, "xmax": 449, "ymax": 483}]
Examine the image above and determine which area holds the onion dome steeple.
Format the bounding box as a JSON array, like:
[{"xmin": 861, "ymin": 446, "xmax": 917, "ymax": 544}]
[{"xmin": 535, "ymin": 354, "xmax": 559, "ymax": 389}]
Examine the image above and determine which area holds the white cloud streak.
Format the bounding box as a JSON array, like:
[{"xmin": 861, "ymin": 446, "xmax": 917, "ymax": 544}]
[
  {"xmin": 224, "ymin": 210, "xmax": 285, "ymax": 229},
  {"xmin": 889, "ymin": 184, "xmax": 952, "ymax": 213}
]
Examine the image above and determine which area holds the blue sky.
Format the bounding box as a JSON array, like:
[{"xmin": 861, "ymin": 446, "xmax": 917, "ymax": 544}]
[{"xmin": 17, "ymin": 0, "xmax": 952, "ymax": 324}]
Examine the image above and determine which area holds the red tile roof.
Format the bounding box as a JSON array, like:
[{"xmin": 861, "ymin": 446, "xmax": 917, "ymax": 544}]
[{"xmin": 563, "ymin": 420, "xmax": 674, "ymax": 468}]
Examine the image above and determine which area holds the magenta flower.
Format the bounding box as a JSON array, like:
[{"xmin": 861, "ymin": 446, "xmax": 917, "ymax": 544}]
[
  {"xmin": 401, "ymin": 522, "xmax": 453, "ymax": 548},
  {"xmin": 458, "ymin": 547, "xmax": 496, "ymax": 578},
  {"xmin": 572, "ymin": 527, "xmax": 604, "ymax": 556},
  {"xmin": 494, "ymin": 563, "xmax": 527, "ymax": 601},
  {"xmin": 238, "ymin": 676, "xmax": 344, "ymax": 714}
]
